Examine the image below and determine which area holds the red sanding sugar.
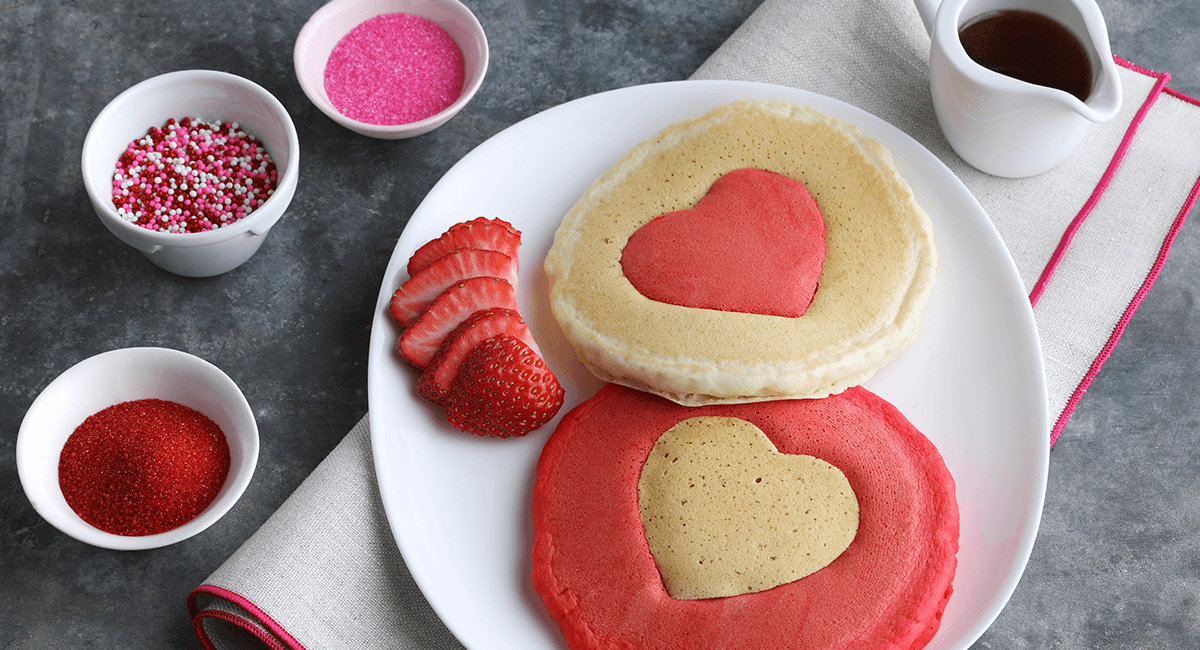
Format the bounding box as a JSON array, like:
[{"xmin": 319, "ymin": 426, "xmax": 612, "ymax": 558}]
[
  {"xmin": 111, "ymin": 117, "xmax": 278, "ymax": 233},
  {"xmin": 58, "ymin": 398, "xmax": 231, "ymax": 537},
  {"xmin": 324, "ymin": 12, "xmax": 465, "ymax": 126}
]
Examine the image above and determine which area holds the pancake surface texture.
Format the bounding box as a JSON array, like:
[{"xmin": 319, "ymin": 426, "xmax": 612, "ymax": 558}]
[
  {"xmin": 531, "ymin": 383, "xmax": 959, "ymax": 650},
  {"xmin": 543, "ymin": 100, "xmax": 937, "ymax": 405}
]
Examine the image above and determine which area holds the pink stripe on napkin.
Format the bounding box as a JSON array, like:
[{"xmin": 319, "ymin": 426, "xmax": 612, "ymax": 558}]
[
  {"xmin": 189, "ymin": 584, "xmax": 306, "ymax": 650},
  {"xmin": 1028, "ymin": 58, "xmax": 1172, "ymax": 308},
  {"xmin": 1051, "ymin": 170, "xmax": 1198, "ymax": 445},
  {"xmin": 1030, "ymin": 59, "xmax": 1200, "ymax": 446}
]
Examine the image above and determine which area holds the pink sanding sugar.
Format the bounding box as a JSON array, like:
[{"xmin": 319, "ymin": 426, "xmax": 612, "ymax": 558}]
[{"xmin": 324, "ymin": 13, "xmax": 466, "ymax": 126}]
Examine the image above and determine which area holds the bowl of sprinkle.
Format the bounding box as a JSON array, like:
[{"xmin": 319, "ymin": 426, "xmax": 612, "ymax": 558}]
[
  {"xmin": 82, "ymin": 69, "xmax": 300, "ymax": 278},
  {"xmin": 16, "ymin": 347, "xmax": 259, "ymax": 551},
  {"xmin": 294, "ymin": 0, "xmax": 489, "ymax": 139}
]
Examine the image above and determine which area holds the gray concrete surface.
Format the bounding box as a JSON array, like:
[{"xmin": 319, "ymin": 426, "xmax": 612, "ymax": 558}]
[{"xmin": 1, "ymin": 0, "xmax": 1199, "ymax": 648}]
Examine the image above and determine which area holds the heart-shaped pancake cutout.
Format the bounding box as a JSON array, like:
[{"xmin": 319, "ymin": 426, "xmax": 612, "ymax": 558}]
[
  {"xmin": 620, "ymin": 168, "xmax": 826, "ymax": 317},
  {"xmin": 638, "ymin": 415, "xmax": 858, "ymax": 600}
]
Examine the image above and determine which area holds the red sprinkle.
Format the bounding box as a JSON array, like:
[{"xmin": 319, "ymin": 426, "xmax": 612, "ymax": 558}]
[
  {"xmin": 58, "ymin": 398, "xmax": 231, "ymax": 537},
  {"xmin": 110, "ymin": 117, "xmax": 278, "ymax": 233},
  {"xmin": 324, "ymin": 12, "xmax": 465, "ymax": 126}
]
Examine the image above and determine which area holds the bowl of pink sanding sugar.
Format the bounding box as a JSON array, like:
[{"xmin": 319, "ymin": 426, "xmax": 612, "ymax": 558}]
[
  {"xmin": 82, "ymin": 70, "xmax": 300, "ymax": 277},
  {"xmin": 294, "ymin": 0, "xmax": 488, "ymax": 139}
]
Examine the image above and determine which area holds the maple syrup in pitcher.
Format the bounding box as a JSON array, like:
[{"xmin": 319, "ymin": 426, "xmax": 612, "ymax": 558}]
[{"xmin": 958, "ymin": 9, "xmax": 1094, "ymax": 102}]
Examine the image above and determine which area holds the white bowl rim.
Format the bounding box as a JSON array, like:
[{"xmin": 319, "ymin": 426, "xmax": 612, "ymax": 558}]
[
  {"xmin": 293, "ymin": 0, "xmax": 490, "ymax": 137},
  {"xmin": 16, "ymin": 346, "xmax": 259, "ymax": 551},
  {"xmin": 81, "ymin": 69, "xmax": 301, "ymax": 247}
]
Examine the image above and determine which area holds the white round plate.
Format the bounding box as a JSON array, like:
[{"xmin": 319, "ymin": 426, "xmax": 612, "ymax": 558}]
[{"xmin": 366, "ymin": 80, "xmax": 1049, "ymax": 650}]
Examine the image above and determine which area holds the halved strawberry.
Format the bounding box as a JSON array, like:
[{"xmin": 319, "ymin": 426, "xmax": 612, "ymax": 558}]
[
  {"xmin": 389, "ymin": 248, "xmax": 518, "ymax": 328},
  {"xmin": 417, "ymin": 308, "xmax": 536, "ymax": 406},
  {"xmin": 444, "ymin": 334, "xmax": 564, "ymax": 438},
  {"xmin": 407, "ymin": 217, "xmax": 522, "ymax": 277},
  {"xmin": 397, "ymin": 276, "xmax": 519, "ymax": 368}
]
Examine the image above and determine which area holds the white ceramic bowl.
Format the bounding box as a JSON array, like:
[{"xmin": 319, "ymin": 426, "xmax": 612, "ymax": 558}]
[
  {"xmin": 294, "ymin": 0, "xmax": 489, "ymax": 139},
  {"xmin": 16, "ymin": 347, "xmax": 259, "ymax": 551},
  {"xmin": 81, "ymin": 70, "xmax": 300, "ymax": 277}
]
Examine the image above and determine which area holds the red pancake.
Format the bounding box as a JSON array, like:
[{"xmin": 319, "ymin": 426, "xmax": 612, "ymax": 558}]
[{"xmin": 531, "ymin": 384, "xmax": 958, "ymax": 650}]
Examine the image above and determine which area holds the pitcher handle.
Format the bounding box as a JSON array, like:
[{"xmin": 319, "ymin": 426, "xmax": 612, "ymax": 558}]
[{"xmin": 913, "ymin": 0, "xmax": 939, "ymax": 35}]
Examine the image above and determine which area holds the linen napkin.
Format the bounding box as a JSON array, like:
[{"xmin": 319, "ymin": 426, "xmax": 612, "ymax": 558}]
[{"xmin": 189, "ymin": 0, "xmax": 1200, "ymax": 648}]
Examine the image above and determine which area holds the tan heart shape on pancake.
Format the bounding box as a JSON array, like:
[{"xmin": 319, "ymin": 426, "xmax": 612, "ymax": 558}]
[{"xmin": 638, "ymin": 416, "xmax": 858, "ymax": 600}]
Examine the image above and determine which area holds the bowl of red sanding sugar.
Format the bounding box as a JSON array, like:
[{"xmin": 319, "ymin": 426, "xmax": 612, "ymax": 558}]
[
  {"xmin": 16, "ymin": 347, "xmax": 259, "ymax": 551},
  {"xmin": 294, "ymin": 0, "xmax": 489, "ymax": 139},
  {"xmin": 82, "ymin": 70, "xmax": 300, "ymax": 278}
]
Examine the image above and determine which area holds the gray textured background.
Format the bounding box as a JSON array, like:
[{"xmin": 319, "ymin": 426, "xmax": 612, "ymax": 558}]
[{"xmin": 2, "ymin": 0, "xmax": 1199, "ymax": 648}]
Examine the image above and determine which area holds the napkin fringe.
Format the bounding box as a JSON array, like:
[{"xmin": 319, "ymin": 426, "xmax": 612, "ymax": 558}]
[
  {"xmin": 1040, "ymin": 59, "xmax": 1200, "ymax": 446},
  {"xmin": 188, "ymin": 584, "xmax": 308, "ymax": 650}
]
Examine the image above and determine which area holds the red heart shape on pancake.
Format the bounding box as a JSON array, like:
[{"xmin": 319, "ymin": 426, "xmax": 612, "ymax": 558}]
[{"xmin": 620, "ymin": 168, "xmax": 826, "ymax": 317}]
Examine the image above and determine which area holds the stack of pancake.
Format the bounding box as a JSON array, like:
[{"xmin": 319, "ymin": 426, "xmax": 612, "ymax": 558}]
[{"xmin": 533, "ymin": 100, "xmax": 957, "ymax": 650}]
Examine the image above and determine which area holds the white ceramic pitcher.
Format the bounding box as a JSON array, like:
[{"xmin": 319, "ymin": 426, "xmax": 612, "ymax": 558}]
[{"xmin": 914, "ymin": 0, "xmax": 1122, "ymax": 177}]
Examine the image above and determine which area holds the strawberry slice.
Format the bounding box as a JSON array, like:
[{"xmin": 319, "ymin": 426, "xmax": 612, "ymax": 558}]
[
  {"xmin": 444, "ymin": 334, "xmax": 564, "ymax": 438},
  {"xmin": 417, "ymin": 308, "xmax": 536, "ymax": 406},
  {"xmin": 407, "ymin": 217, "xmax": 522, "ymax": 277},
  {"xmin": 389, "ymin": 248, "xmax": 518, "ymax": 328},
  {"xmin": 397, "ymin": 277, "xmax": 519, "ymax": 368}
]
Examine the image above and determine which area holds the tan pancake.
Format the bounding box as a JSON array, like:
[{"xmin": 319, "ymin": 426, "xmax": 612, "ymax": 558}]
[
  {"xmin": 544, "ymin": 100, "xmax": 937, "ymax": 405},
  {"xmin": 638, "ymin": 416, "xmax": 858, "ymax": 600}
]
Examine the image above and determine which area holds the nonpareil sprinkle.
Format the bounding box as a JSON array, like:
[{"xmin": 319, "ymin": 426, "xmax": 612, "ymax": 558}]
[
  {"xmin": 324, "ymin": 12, "xmax": 465, "ymax": 126},
  {"xmin": 110, "ymin": 117, "xmax": 278, "ymax": 233},
  {"xmin": 58, "ymin": 398, "xmax": 231, "ymax": 537}
]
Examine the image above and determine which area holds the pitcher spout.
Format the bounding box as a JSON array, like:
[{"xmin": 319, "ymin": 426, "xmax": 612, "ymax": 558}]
[
  {"xmin": 1078, "ymin": 60, "xmax": 1122, "ymax": 122},
  {"xmin": 1078, "ymin": 24, "xmax": 1123, "ymax": 123}
]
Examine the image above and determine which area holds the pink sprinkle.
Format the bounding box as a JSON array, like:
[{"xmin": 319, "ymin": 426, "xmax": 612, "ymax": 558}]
[
  {"xmin": 324, "ymin": 13, "xmax": 465, "ymax": 126},
  {"xmin": 110, "ymin": 117, "xmax": 277, "ymax": 233}
]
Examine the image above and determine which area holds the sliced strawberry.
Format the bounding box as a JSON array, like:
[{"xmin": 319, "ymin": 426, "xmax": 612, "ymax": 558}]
[
  {"xmin": 444, "ymin": 334, "xmax": 564, "ymax": 438},
  {"xmin": 389, "ymin": 248, "xmax": 518, "ymax": 328},
  {"xmin": 417, "ymin": 308, "xmax": 535, "ymax": 406},
  {"xmin": 407, "ymin": 217, "xmax": 522, "ymax": 277},
  {"xmin": 397, "ymin": 277, "xmax": 519, "ymax": 368}
]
